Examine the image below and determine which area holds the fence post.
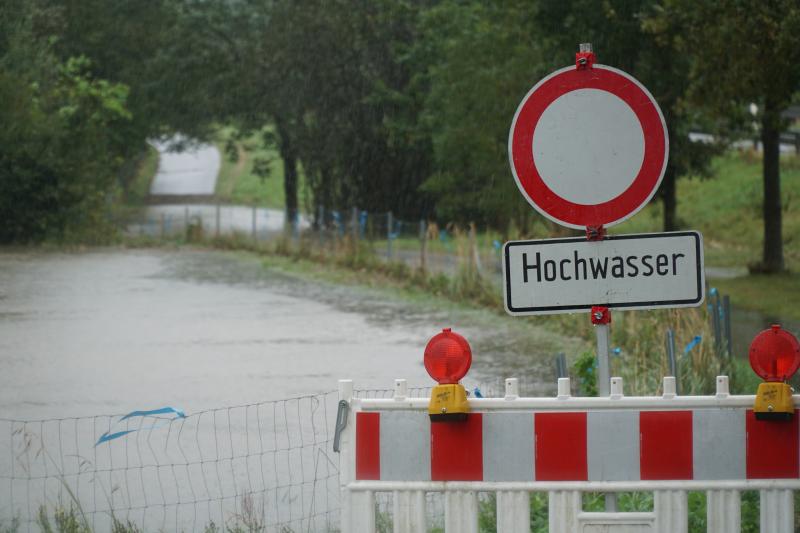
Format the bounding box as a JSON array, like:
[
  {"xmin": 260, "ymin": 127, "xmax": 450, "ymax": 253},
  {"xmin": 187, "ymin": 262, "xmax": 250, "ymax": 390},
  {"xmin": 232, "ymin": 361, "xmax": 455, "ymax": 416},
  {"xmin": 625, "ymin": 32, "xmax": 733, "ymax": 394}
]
[
  {"xmin": 722, "ymin": 295, "xmax": 732, "ymax": 356},
  {"xmin": 712, "ymin": 291, "xmax": 722, "ymax": 354},
  {"xmin": 184, "ymin": 206, "xmax": 189, "ymax": 233},
  {"xmin": 318, "ymin": 205, "xmax": 325, "ymax": 247},
  {"xmin": 548, "ymin": 490, "xmax": 580, "ymax": 533},
  {"xmin": 496, "ymin": 491, "xmax": 530, "ymax": 533},
  {"xmin": 251, "ymin": 206, "xmax": 257, "ymax": 241},
  {"xmin": 469, "ymin": 223, "xmax": 482, "ymax": 275},
  {"xmin": 654, "ymin": 490, "xmax": 688, "ymax": 533},
  {"xmin": 555, "ymin": 352, "xmax": 567, "ymax": 379},
  {"xmin": 351, "ymin": 207, "xmax": 359, "ymax": 246},
  {"xmin": 387, "ymin": 211, "xmax": 393, "ymax": 260},
  {"xmin": 215, "ymin": 203, "xmax": 221, "ymax": 237},
  {"xmin": 666, "ymin": 328, "xmax": 679, "ymax": 394},
  {"xmin": 160, "ymin": 212, "xmax": 166, "ymax": 239},
  {"xmin": 419, "ymin": 220, "xmax": 427, "ymax": 272},
  {"xmin": 707, "ymin": 490, "xmax": 740, "ymax": 532},
  {"xmin": 760, "ymin": 489, "xmax": 793, "ymax": 533},
  {"xmin": 444, "ymin": 491, "xmax": 478, "ymax": 533}
]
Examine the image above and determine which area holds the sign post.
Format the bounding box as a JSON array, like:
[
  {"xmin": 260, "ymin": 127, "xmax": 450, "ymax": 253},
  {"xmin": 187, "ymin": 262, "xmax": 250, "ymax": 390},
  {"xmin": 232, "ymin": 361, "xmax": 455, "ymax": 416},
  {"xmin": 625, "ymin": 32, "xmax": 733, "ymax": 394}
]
[{"xmin": 506, "ymin": 43, "xmax": 704, "ymax": 511}]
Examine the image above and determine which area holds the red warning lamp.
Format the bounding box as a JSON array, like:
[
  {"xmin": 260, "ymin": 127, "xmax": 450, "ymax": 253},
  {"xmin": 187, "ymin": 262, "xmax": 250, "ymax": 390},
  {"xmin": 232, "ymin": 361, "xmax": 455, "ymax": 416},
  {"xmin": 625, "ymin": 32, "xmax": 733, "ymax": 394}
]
[
  {"xmin": 424, "ymin": 328, "xmax": 472, "ymax": 384},
  {"xmin": 749, "ymin": 325, "xmax": 800, "ymax": 382},
  {"xmin": 750, "ymin": 325, "xmax": 800, "ymax": 421},
  {"xmin": 425, "ymin": 328, "xmax": 472, "ymax": 422}
]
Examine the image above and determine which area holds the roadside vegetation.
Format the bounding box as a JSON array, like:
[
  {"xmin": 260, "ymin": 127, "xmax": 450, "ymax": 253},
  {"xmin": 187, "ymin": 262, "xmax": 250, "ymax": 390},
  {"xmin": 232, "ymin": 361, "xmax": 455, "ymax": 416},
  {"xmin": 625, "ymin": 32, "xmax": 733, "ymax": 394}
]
[
  {"xmin": 214, "ymin": 128, "xmax": 307, "ymax": 209},
  {"xmin": 213, "ymin": 137, "xmax": 800, "ymax": 323}
]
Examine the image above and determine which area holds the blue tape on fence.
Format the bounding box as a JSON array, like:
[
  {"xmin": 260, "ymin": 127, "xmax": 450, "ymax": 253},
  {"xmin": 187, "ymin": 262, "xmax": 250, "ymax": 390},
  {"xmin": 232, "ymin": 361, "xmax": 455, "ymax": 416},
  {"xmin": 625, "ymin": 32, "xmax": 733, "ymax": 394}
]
[
  {"xmin": 96, "ymin": 406, "xmax": 186, "ymax": 446},
  {"xmin": 492, "ymin": 240, "xmax": 501, "ymax": 250},
  {"xmin": 684, "ymin": 335, "xmax": 702, "ymax": 355},
  {"xmin": 119, "ymin": 406, "xmax": 186, "ymax": 421}
]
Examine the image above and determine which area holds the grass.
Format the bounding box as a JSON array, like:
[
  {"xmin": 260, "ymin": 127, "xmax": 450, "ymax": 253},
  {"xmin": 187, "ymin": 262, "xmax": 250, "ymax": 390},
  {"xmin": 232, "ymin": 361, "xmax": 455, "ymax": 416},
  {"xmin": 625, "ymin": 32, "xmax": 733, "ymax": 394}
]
[
  {"xmin": 214, "ymin": 127, "xmax": 305, "ymax": 208},
  {"xmin": 616, "ymin": 150, "xmax": 800, "ymax": 271},
  {"xmin": 369, "ymin": 151, "xmax": 800, "ymax": 322},
  {"xmin": 713, "ymin": 272, "xmax": 800, "ymax": 322}
]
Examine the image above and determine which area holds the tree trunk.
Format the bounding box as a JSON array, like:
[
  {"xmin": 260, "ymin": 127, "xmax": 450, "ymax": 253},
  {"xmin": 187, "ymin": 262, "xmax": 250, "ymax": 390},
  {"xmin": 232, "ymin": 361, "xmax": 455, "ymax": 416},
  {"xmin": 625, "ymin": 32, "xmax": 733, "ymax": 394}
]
[
  {"xmin": 274, "ymin": 119, "xmax": 298, "ymax": 228},
  {"xmin": 760, "ymin": 105, "xmax": 783, "ymax": 273},
  {"xmin": 661, "ymin": 164, "xmax": 677, "ymax": 232}
]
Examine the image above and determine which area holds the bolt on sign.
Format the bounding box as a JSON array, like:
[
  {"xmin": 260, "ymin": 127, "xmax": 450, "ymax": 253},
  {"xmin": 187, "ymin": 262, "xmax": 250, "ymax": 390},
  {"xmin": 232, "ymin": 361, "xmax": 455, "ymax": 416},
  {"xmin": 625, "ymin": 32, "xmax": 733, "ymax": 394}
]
[{"xmin": 504, "ymin": 45, "xmax": 705, "ymax": 314}]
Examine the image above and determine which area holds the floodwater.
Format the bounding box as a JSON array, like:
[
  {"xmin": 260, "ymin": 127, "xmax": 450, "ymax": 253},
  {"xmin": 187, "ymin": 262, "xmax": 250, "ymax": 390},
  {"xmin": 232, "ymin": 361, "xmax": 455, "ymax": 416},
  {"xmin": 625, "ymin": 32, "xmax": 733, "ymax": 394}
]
[
  {"xmin": 0, "ymin": 248, "xmax": 577, "ymax": 422},
  {"xmin": 0, "ymin": 248, "xmax": 578, "ymax": 531}
]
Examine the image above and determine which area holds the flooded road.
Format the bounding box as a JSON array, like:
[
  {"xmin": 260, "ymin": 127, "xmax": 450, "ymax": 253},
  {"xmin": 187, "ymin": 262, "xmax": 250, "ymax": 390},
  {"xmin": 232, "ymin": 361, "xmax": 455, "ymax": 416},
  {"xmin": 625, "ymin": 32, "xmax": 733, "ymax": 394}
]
[
  {"xmin": 0, "ymin": 248, "xmax": 581, "ymax": 531},
  {"xmin": 0, "ymin": 248, "xmax": 577, "ymax": 421}
]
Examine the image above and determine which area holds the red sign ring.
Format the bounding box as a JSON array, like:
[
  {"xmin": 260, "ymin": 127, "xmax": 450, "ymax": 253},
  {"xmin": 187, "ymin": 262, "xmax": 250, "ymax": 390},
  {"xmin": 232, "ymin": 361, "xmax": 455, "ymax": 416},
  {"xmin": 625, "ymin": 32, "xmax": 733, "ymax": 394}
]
[{"xmin": 509, "ymin": 65, "xmax": 668, "ymax": 229}]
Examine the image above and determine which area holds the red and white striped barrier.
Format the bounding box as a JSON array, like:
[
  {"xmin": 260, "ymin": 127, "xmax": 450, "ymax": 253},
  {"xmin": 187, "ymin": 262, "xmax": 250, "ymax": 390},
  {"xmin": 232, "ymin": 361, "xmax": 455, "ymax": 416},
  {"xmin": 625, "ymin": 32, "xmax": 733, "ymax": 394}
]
[
  {"xmin": 355, "ymin": 409, "xmax": 798, "ymax": 482},
  {"xmin": 337, "ymin": 376, "xmax": 800, "ymax": 533}
]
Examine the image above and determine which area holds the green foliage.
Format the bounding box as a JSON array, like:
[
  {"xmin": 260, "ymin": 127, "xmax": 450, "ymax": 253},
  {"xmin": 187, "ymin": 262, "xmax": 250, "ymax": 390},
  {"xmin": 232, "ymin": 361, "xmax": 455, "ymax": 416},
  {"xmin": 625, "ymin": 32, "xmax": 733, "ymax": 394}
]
[
  {"xmin": 0, "ymin": 4, "xmax": 131, "ymax": 243},
  {"xmin": 652, "ymin": 0, "xmax": 800, "ymax": 270},
  {"xmin": 416, "ymin": 1, "xmax": 550, "ymax": 231},
  {"xmin": 573, "ymin": 350, "xmax": 598, "ymax": 397},
  {"xmin": 36, "ymin": 506, "xmax": 90, "ymax": 533}
]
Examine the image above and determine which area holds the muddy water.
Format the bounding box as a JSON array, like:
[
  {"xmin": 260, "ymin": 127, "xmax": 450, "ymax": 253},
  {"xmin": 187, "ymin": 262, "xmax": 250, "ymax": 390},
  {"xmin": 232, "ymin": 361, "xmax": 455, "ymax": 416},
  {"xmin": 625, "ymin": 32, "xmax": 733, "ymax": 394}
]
[
  {"xmin": 0, "ymin": 249, "xmax": 581, "ymax": 530},
  {"xmin": 0, "ymin": 249, "xmax": 577, "ymax": 421}
]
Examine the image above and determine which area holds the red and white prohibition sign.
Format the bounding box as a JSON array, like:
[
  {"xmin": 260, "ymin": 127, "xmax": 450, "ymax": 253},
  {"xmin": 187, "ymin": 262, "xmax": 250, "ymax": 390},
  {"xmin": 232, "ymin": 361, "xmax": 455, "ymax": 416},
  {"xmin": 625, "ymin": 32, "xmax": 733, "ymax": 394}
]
[{"xmin": 508, "ymin": 64, "xmax": 668, "ymax": 229}]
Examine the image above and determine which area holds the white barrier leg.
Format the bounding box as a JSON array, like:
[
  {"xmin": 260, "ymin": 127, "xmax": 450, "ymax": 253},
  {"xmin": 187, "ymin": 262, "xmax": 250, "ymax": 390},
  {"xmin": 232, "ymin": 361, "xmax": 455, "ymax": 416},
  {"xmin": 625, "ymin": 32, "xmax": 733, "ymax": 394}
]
[
  {"xmin": 496, "ymin": 490, "xmax": 530, "ymax": 533},
  {"xmin": 707, "ymin": 489, "xmax": 740, "ymax": 533},
  {"xmin": 445, "ymin": 490, "xmax": 478, "ymax": 533},
  {"xmin": 343, "ymin": 489, "xmax": 375, "ymax": 533},
  {"xmin": 393, "ymin": 490, "xmax": 426, "ymax": 533},
  {"xmin": 760, "ymin": 489, "xmax": 793, "ymax": 533},
  {"xmin": 654, "ymin": 490, "xmax": 687, "ymax": 533},
  {"xmin": 548, "ymin": 490, "xmax": 580, "ymax": 533}
]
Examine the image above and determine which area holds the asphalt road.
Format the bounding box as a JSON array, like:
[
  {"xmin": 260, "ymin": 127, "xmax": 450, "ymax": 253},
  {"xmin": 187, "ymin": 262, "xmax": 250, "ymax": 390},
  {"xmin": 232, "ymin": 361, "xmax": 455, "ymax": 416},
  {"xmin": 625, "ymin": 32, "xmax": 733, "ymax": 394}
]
[{"xmin": 148, "ymin": 137, "xmax": 220, "ymax": 196}]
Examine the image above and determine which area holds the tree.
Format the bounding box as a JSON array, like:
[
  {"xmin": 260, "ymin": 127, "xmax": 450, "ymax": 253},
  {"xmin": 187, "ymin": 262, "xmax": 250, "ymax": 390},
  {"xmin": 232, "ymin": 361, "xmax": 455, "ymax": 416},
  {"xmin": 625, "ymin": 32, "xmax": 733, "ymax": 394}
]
[
  {"xmin": 414, "ymin": 0, "xmax": 552, "ymax": 232},
  {"xmin": 656, "ymin": 0, "xmax": 800, "ymax": 272},
  {"xmin": 0, "ymin": 1, "xmax": 132, "ymax": 242},
  {"xmin": 536, "ymin": 0, "xmax": 719, "ymax": 233}
]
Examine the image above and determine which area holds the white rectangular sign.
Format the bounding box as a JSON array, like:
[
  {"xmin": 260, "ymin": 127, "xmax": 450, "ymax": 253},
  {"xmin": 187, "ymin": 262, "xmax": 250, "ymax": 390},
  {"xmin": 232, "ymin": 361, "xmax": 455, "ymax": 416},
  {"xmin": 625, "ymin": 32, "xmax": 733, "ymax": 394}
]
[{"xmin": 503, "ymin": 231, "xmax": 705, "ymax": 315}]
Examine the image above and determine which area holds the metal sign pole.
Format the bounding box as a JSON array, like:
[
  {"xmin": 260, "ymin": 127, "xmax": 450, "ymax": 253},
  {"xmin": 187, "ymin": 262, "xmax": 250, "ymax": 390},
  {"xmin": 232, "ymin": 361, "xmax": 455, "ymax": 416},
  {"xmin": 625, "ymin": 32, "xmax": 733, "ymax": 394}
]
[
  {"xmin": 589, "ymin": 219, "xmax": 615, "ymax": 513},
  {"xmin": 594, "ymin": 313, "xmax": 611, "ymax": 397}
]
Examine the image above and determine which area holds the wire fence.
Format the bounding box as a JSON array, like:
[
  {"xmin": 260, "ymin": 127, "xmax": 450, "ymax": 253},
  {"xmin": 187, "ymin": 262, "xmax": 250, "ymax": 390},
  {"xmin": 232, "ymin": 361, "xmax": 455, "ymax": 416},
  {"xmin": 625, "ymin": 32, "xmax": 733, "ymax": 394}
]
[
  {"xmin": 126, "ymin": 204, "xmax": 506, "ymax": 284},
  {"xmin": 1, "ymin": 393, "xmax": 340, "ymax": 533},
  {"xmin": 0, "ymin": 382, "xmax": 511, "ymax": 532}
]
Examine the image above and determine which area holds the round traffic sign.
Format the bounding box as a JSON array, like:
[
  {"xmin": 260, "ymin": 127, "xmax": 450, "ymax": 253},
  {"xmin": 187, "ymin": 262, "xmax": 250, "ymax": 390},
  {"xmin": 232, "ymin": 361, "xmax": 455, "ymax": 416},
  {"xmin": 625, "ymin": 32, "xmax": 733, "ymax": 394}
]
[{"xmin": 508, "ymin": 65, "xmax": 668, "ymax": 229}]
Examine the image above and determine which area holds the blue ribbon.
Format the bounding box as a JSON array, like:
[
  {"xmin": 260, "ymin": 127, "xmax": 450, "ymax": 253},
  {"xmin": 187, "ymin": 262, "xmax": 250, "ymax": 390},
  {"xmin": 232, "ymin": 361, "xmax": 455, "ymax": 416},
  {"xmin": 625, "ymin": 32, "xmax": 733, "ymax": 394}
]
[
  {"xmin": 684, "ymin": 335, "xmax": 702, "ymax": 355},
  {"xmin": 96, "ymin": 407, "xmax": 186, "ymax": 446}
]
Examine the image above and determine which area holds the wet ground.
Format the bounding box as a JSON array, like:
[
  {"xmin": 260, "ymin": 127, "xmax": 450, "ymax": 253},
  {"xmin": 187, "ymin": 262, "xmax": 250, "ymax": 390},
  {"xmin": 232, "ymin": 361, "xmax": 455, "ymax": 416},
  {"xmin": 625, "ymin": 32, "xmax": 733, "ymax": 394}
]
[
  {"xmin": 149, "ymin": 139, "xmax": 220, "ymax": 196},
  {"xmin": 0, "ymin": 248, "xmax": 577, "ymax": 421}
]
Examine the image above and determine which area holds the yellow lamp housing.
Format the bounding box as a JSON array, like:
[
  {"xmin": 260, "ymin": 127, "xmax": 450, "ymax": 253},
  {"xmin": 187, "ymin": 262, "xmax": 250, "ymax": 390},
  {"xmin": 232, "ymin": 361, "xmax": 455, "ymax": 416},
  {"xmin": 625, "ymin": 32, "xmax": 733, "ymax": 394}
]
[
  {"xmin": 428, "ymin": 383, "xmax": 470, "ymax": 422},
  {"xmin": 754, "ymin": 382, "xmax": 795, "ymax": 421}
]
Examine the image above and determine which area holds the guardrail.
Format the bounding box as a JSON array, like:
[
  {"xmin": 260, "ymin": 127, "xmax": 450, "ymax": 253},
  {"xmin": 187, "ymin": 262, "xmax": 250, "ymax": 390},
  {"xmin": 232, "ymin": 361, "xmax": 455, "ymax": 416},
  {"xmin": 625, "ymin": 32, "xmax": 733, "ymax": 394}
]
[{"xmin": 336, "ymin": 376, "xmax": 799, "ymax": 532}]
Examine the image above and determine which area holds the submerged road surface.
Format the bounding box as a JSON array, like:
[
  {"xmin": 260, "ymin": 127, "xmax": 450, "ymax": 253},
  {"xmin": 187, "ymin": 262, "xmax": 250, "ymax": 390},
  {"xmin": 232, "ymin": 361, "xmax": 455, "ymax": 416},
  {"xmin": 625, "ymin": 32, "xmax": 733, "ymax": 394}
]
[
  {"xmin": 0, "ymin": 249, "xmax": 575, "ymax": 421},
  {"xmin": 0, "ymin": 249, "xmax": 579, "ymax": 530}
]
